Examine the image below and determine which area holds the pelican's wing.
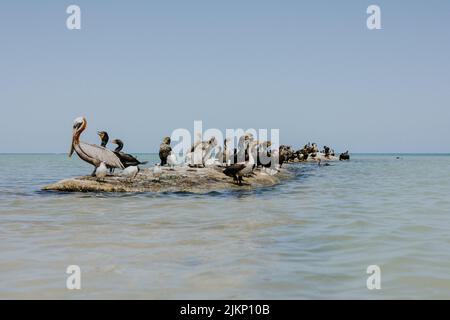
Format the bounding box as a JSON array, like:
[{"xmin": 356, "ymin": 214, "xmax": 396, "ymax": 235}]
[{"xmin": 79, "ymin": 142, "xmax": 124, "ymax": 169}]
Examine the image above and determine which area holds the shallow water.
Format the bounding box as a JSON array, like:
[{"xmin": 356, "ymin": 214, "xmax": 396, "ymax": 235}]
[{"xmin": 1, "ymin": 154, "xmax": 450, "ymax": 299}]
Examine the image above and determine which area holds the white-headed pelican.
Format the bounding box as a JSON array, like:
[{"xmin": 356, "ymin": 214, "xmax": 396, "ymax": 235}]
[{"xmin": 69, "ymin": 117, "xmax": 124, "ymax": 176}]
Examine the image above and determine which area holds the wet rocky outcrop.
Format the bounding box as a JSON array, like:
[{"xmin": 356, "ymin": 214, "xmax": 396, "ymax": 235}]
[{"xmin": 42, "ymin": 166, "xmax": 294, "ymax": 193}]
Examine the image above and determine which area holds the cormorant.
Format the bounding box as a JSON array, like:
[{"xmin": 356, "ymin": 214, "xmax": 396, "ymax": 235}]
[
  {"xmin": 111, "ymin": 139, "xmax": 148, "ymax": 167},
  {"xmin": 223, "ymin": 140, "xmax": 258, "ymax": 186},
  {"xmin": 159, "ymin": 137, "xmax": 172, "ymax": 166}
]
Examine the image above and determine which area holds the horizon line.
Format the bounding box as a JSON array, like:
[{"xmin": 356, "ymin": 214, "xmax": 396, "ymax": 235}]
[{"xmin": 1, "ymin": 152, "xmax": 450, "ymax": 155}]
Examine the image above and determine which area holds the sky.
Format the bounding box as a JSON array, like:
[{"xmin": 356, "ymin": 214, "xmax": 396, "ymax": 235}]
[{"xmin": 0, "ymin": 0, "xmax": 449, "ymax": 153}]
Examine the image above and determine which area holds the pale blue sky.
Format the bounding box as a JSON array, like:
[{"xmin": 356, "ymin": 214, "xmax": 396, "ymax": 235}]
[{"xmin": 1, "ymin": 1, "xmax": 449, "ymax": 153}]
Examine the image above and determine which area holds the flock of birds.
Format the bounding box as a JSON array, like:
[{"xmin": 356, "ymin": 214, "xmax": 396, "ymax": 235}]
[{"xmin": 70, "ymin": 117, "xmax": 349, "ymax": 186}]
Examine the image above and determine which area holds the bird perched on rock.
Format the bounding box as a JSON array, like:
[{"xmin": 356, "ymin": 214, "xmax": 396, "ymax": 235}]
[
  {"xmin": 185, "ymin": 136, "xmax": 217, "ymax": 167},
  {"xmin": 95, "ymin": 162, "xmax": 108, "ymax": 181},
  {"xmin": 121, "ymin": 165, "xmax": 139, "ymax": 181},
  {"xmin": 235, "ymin": 134, "xmax": 252, "ymax": 163},
  {"xmin": 202, "ymin": 137, "xmax": 218, "ymax": 165},
  {"xmin": 339, "ymin": 151, "xmax": 350, "ymax": 161},
  {"xmin": 153, "ymin": 163, "xmax": 162, "ymax": 181},
  {"xmin": 278, "ymin": 145, "xmax": 291, "ymax": 167},
  {"xmin": 159, "ymin": 137, "xmax": 172, "ymax": 166},
  {"xmin": 111, "ymin": 139, "xmax": 148, "ymax": 167},
  {"xmin": 222, "ymin": 138, "xmax": 233, "ymax": 165},
  {"xmin": 70, "ymin": 117, "xmax": 124, "ymax": 177},
  {"xmin": 167, "ymin": 151, "xmax": 177, "ymax": 168},
  {"xmin": 223, "ymin": 139, "xmax": 258, "ymax": 186},
  {"xmin": 256, "ymin": 140, "xmax": 272, "ymax": 168}
]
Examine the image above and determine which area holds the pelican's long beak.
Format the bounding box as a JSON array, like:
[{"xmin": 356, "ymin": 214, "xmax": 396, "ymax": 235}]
[
  {"xmin": 69, "ymin": 131, "xmax": 76, "ymax": 157},
  {"xmin": 69, "ymin": 143, "xmax": 75, "ymax": 157},
  {"xmin": 69, "ymin": 127, "xmax": 77, "ymax": 157}
]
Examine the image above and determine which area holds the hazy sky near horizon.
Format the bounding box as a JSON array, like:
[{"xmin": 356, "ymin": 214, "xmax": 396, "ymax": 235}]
[{"xmin": 1, "ymin": 1, "xmax": 449, "ymax": 153}]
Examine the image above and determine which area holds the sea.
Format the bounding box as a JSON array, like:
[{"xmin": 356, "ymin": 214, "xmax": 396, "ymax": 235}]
[{"xmin": 1, "ymin": 153, "xmax": 450, "ymax": 299}]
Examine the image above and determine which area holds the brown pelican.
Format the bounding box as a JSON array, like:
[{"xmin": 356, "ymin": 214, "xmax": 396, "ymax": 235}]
[
  {"xmin": 202, "ymin": 137, "xmax": 218, "ymax": 165},
  {"xmin": 159, "ymin": 137, "xmax": 172, "ymax": 166},
  {"xmin": 69, "ymin": 117, "xmax": 124, "ymax": 176},
  {"xmin": 185, "ymin": 136, "xmax": 217, "ymax": 167},
  {"xmin": 223, "ymin": 140, "xmax": 258, "ymax": 186},
  {"xmin": 215, "ymin": 145, "xmax": 224, "ymax": 165},
  {"xmin": 235, "ymin": 134, "xmax": 252, "ymax": 163},
  {"xmin": 222, "ymin": 138, "xmax": 233, "ymax": 165},
  {"xmin": 111, "ymin": 139, "xmax": 148, "ymax": 167}
]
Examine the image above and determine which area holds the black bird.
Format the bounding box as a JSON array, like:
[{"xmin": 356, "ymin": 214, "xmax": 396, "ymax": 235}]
[
  {"xmin": 159, "ymin": 137, "xmax": 172, "ymax": 166},
  {"xmin": 97, "ymin": 131, "xmax": 110, "ymax": 147},
  {"xmin": 257, "ymin": 141, "xmax": 272, "ymax": 168},
  {"xmin": 223, "ymin": 163, "xmax": 246, "ymax": 185},
  {"xmin": 278, "ymin": 145, "xmax": 291, "ymax": 167},
  {"xmin": 339, "ymin": 151, "xmax": 350, "ymax": 161},
  {"xmin": 223, "ymin": 140, "xmax": 258, "ymax": 186},
  {"xmin": 111, "ymin": 139, "xmax": 148, "ymax": 168}
]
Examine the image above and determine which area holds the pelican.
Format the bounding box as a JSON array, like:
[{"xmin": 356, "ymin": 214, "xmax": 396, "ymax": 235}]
[
  {"xmin": 186, "ymin": 137, "xmax": 217, "ymax": 167},
  {"xmin": 69, "ymin": 117, "xmax": 124, "ymax": 176},
  {"xmin": 235, "ymin": 134, "xmax": 252, "ymax": 163},
  {"xmin": 216, "ymin": 144, "xmax": 224, "ymax": 165},
  {"xmin": 222, "ymin": 138, "xmax": 233, "ymax": 165},
  {"xmin": 202, "ymin": 137, "xmax": 218, "ymax": 165},
  {"xmin": 111, "ymin": 139, "xmax": 148, "ymax": 167},
  {"xmin": 185, "ymin": 133, "xmax": 203, "ymax": 166},
  {"xmin": 223, "ymin": 139, "xmax": 258, "ymax": 186}
]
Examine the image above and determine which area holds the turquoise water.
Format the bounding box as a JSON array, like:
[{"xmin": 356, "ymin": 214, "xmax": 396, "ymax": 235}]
[{"xmin": 1, "ymin": 154, "xmax": 450, "ymax": 299}]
